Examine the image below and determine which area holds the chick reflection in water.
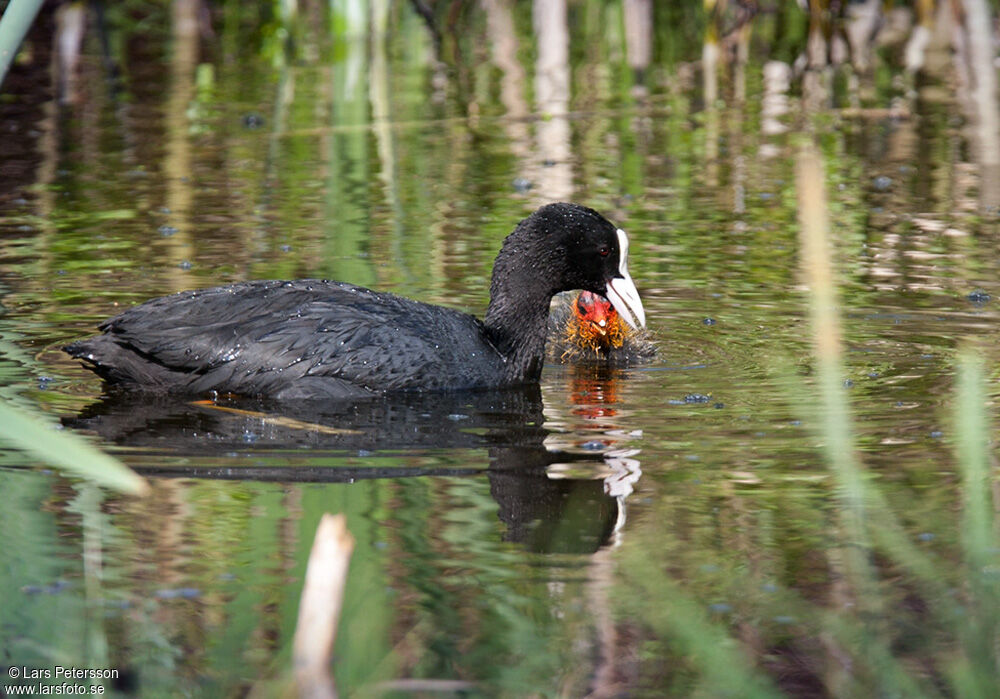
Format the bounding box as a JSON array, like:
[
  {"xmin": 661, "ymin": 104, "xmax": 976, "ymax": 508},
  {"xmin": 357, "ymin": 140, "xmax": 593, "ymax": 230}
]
[{"xmin": 537, "ymin": 298, "xmax": 651, "ymax": 551}]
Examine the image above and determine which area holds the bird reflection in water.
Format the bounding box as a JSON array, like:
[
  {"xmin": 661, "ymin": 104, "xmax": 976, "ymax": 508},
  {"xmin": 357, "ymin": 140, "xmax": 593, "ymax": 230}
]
[{"xmin": 64, "ymin": 380, "xmax": 640, "ymax": 554}]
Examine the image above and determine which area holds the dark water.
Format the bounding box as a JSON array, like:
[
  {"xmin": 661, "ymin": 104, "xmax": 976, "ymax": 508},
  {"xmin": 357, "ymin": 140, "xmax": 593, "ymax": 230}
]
[{"xmin": 2, "ymin": 2, "xmax": 1000, "ymax": 696}]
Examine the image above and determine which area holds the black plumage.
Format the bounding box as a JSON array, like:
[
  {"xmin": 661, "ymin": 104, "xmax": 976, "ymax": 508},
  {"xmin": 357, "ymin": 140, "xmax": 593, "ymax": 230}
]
[{"xmin": 65, "ymin": 203, "xmax": 646, "ymax": 400}]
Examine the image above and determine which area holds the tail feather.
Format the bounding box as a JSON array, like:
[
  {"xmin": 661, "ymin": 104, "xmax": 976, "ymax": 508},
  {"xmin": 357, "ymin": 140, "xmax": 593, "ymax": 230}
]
[{"xmin": 64, "ymin": 336, "xmax": 182, "ymax": 387}]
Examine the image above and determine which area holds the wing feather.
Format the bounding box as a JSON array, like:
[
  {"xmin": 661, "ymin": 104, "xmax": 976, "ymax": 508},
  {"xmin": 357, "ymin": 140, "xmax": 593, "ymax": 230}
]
[{"xmin": 95, "ymin": 280, "xmax": 500, "ymax": 397}]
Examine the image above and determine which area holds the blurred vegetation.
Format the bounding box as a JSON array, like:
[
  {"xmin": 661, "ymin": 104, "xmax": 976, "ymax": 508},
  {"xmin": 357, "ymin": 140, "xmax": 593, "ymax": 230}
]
[
  {"xmin": 0, "ymin": 398, "xmax": 147, "ymax": 493},
  {"xmin": 0, "ymin": 0, "xmax": 998, "ymax": 696}
]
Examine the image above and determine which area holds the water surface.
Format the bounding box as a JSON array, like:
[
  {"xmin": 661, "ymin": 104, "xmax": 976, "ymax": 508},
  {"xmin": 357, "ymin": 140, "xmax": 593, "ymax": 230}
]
[{"xmin": 2, "ymin": 2, "xmax": 999, "ymax": 696}]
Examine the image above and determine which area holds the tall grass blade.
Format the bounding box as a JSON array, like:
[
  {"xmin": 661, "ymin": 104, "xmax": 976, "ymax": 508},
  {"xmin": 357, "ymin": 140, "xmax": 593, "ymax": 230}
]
[
  {"xmin": 956, "ymin": 351, "xmax": 992, "ymax": 570},
  {"xmin": 796, "ymin": 140, "xmax": 901, "ymax": 693},
  {"xmin": 952, "ymin": 350, "xmax": 999, "ymax": 696},
  {"xmin": 796, "ymin": 141, "xmax": 873, "ymax": 577},
  {"xmin": 619, "ymin": 556, "xmax": 784, "ymax": 699},
  {"xmin": 0, "ymin": 0, "xmax": 45, "ymax": 86},
  {"xmin": 0, "ymin": 399, "xmax": 149, "ymax": 495}
]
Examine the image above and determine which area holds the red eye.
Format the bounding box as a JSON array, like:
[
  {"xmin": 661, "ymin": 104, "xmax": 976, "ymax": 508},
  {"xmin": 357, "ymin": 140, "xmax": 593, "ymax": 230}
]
[{"xmin": 598, "ymin": 246, "xmax": 610, "ymax": 257}]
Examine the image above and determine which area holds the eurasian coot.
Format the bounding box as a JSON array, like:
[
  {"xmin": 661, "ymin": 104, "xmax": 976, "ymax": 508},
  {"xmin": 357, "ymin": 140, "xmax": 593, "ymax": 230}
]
[
  {"xmin": 548, "ymin": 291, "xmax": 656, "ymax": 364},
  {"xmin": 65, "ymin": 203, "xmax": 646, "ymax": 400}
]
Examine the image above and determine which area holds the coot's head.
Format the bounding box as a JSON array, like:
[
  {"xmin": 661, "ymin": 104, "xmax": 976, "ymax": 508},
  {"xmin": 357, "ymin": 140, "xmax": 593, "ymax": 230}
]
[{"xmin": 497, "ymin": 203, "xmax": 646, "ymax": 329}]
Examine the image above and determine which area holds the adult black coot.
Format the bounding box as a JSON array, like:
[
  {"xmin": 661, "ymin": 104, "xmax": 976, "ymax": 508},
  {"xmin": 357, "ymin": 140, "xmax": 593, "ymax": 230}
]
[
  {"xmin": 548, "ymin": 290, "xmax": 656, "ymax": 364},
  {"xmin": 65, "ymin": 203, "xmax": 646, "ymax": 400}
]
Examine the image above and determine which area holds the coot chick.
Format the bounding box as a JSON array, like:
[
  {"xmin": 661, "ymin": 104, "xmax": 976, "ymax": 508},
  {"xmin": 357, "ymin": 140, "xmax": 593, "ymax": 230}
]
[
  {"xmin": 548, "ymin": 291, "xmax": 656, "ymax": 364},
  {"xmin": 65, "ymin": 203, "xmax": 646, "ymax": 400}
]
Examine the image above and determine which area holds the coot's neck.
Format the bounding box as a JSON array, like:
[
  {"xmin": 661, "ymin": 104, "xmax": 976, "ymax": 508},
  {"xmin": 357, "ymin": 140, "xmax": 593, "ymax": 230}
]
[{"xmin": 483, "ymin": 234, "xmax": 557, "ymax": 384}]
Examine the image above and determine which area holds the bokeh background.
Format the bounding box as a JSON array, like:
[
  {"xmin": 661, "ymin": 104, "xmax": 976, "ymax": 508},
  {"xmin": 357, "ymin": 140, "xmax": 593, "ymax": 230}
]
[{"xmin": 2, "ymin": 1, "xmax": 1000, "ymax": 696}]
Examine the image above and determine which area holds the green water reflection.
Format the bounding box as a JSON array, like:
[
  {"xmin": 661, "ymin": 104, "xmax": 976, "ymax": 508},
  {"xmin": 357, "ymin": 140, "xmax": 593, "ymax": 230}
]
[{"xmin": 2, "ymin": 0, "xmax": 1000, "ymax": 696}]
